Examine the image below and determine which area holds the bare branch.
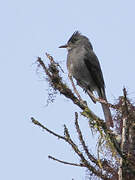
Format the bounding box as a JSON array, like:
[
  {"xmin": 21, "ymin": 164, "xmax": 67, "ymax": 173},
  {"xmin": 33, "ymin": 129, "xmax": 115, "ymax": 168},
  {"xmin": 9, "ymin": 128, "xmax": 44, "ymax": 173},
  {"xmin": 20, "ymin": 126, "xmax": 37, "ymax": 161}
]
[
  {"xmin": 31, "ymin": 117, "xmax": 65, "ymax": 140},
  {"xmin": 68, "ymin": 74, "xmax": 84, "ymax": 103},
  {"xmin": 48, "ymin": 155, "xmax": 84, "ymax": 167},
  {"xmin": 87, "ymin": 90, "xmax": 119, "ymax": 109}
]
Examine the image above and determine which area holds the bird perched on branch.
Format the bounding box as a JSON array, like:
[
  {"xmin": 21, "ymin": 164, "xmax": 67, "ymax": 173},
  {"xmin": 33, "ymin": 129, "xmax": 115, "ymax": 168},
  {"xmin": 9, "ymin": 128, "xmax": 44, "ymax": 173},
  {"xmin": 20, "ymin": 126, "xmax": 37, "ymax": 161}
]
[{"xmin": 59, "ymin": 31, "xmax": 113, "ymax": 128}]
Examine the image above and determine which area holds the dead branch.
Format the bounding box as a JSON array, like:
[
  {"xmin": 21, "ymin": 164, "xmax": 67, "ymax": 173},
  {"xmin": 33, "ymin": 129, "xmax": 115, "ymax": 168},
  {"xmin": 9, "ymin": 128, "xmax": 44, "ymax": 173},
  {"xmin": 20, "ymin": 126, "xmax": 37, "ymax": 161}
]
[
  {"xmin": 48, "ymin": 155, "xmax": 84, "ymax": 167},
  {"xmin": 31, "ymin": 117, "xmax": 65, "ymax": 140}
]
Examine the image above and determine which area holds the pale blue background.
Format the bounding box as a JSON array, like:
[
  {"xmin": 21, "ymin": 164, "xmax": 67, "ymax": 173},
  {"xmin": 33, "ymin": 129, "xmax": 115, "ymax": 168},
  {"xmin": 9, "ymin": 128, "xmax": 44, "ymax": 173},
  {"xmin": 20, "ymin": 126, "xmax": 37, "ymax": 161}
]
[{"xmin": 0, "ymin": 0, "xmax": 135, "ymax": 179}]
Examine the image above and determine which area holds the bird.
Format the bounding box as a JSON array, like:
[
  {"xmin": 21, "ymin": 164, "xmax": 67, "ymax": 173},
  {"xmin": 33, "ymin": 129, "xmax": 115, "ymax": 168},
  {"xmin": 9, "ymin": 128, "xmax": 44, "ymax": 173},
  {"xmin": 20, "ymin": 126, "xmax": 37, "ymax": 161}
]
[{"xmin": 59, "ymin": 31, "xmax": 113, "ymax": 128}]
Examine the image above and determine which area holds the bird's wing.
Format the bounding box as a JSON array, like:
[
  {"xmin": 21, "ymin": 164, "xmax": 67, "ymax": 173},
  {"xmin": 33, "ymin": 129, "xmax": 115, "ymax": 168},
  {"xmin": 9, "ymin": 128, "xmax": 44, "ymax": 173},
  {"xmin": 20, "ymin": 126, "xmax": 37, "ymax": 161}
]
[{"xmin": 83, "ymin": 49, "xmax": 105, "ymax": 94}]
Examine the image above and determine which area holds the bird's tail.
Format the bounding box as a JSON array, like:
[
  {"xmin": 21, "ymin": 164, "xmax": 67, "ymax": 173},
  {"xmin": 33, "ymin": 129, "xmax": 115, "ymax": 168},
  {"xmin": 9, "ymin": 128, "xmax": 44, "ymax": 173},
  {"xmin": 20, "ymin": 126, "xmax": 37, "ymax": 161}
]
[
  {"xmin": 99, "ymin": 91, "xmax": 114, "ymax": 128},
  {"xmin": 101, "ymin": 103, "xmax": 113, "ymax": 128},
  {"xmin": 87, "ymin": 89, "xmax": 113, "ymax": 128}
]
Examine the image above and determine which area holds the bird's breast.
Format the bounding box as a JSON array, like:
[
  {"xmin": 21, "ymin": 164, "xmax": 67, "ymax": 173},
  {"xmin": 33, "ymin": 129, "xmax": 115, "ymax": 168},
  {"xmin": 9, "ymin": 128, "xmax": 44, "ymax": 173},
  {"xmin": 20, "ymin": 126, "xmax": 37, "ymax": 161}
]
[
  {"xmin": 67, "ymin": 47, "xmax": 84, "ymax": 74},
  {"xmin": 66, "ymin": 47, "xmax": 97, "ymax": 91}
]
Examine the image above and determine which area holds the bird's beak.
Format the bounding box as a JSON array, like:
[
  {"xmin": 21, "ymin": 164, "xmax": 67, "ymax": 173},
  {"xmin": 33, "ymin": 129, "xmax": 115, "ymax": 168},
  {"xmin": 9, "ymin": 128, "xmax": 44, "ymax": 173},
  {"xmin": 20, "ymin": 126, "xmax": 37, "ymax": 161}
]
[{"xmin": 59, "ymin": 44, "xmax": 68, "ymax": 48}]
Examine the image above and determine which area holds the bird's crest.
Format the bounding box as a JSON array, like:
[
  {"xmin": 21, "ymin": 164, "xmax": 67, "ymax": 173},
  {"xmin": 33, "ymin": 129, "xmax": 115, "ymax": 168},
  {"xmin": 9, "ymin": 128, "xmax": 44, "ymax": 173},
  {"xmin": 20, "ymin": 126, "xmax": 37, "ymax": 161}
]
[{"xmin": 68, "ymin": 31, "xmax": 81, "ymax": 44}]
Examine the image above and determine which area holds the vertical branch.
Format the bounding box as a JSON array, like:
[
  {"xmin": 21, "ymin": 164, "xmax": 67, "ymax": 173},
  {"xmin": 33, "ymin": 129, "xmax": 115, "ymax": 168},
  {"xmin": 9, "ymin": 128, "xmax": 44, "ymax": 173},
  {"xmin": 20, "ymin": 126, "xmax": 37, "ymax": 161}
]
[
  {"xmin": 122, "ymin": 88, "xmax": 130, "ymax": 154},
  {"xmin": 128, "ymin": 112, "xmax": 135, "ymax": 166},
  {"xmin": 118, "ymin": 88, "xmax": 130, "ymax": 180}
]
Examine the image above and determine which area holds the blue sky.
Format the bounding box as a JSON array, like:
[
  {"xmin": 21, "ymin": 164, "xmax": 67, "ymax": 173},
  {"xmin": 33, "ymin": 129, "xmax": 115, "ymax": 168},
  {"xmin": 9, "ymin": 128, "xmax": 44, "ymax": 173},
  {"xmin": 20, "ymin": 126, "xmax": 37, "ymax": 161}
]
[{"xmin": 1, "ymin": 0, "xmax": 135, "ymax": 179}]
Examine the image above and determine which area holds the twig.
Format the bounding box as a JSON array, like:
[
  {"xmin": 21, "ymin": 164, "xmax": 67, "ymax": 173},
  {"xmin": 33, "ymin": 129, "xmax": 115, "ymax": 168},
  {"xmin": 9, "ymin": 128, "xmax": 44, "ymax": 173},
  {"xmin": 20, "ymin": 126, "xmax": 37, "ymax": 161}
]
[
  {"xmin": 48, "ymin": 155, "xmax": 84, "ymax": 167},
  {"xmin": 37, "ymin": 57, "xmax": 52, "ymax": 79},
  {"xmin": 68, "ymin": 74, "xmax": 83, "ymax": 102},
  {"xmin": 87, "ymin": 90, "xmax": 118, "ymax": 109},
  {"xmin": 31, "ymin": 117, "xmax": 65, "ymax": 140},
  {"xmin": 45, "ymin": 53, "xmax": 64, "ymax": 73}
]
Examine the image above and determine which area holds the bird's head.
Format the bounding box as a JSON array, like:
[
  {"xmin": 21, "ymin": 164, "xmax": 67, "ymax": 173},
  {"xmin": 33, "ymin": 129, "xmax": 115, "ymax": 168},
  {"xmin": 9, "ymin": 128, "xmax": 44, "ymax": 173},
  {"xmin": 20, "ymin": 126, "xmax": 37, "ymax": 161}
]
[{"xmin": 59, "ymin": 31, "xmax": 93, "ymax": 51}]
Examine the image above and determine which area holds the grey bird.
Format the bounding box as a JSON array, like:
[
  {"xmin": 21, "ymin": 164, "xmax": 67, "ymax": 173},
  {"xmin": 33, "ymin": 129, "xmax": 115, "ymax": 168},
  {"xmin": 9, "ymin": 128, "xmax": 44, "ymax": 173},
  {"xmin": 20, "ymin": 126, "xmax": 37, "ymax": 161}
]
[{"xmin": 59, "ymin": 31, "xmax": 113, "ymax": 128}]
